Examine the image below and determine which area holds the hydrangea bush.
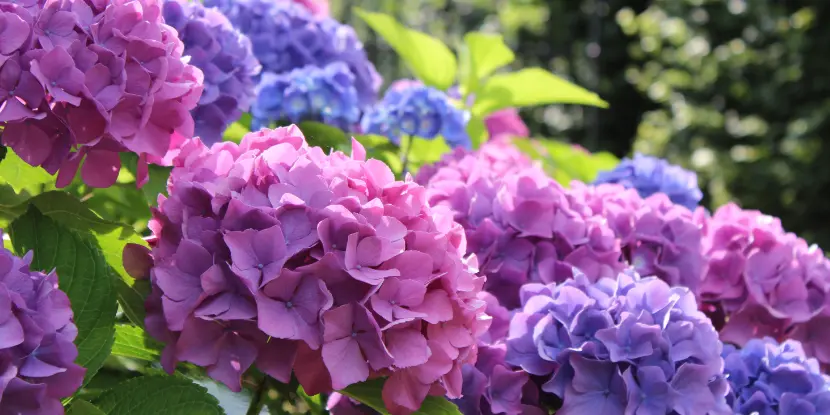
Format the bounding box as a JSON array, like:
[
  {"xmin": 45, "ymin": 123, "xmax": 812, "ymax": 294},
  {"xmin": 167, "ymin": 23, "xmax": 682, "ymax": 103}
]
[{"xmin": 2, "ymin": 5, "xmax": 827, "ymax": 415}]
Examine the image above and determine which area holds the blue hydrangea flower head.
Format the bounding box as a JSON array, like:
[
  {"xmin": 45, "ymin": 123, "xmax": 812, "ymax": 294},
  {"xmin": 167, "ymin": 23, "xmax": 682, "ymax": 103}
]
[
  {"xmin": 505, "ymin": 268, "xmax": 731, "ymax": 415},
  {"xmin": 163, "ymin": 0, "xmax": 261, "ymax": 144},
  {"xmin": 251, "ymin": 63, "xmax": 360, "ymax": 130},
  {"xmin": 723, "ymin": 337, "xmax": 830, "ymax": 415},
  {"xmin": 203, "ymin": 0, "xmax": 380, "ymax": 108},
  {"xmin": 593, "ymin": 153, "xmax": 703, "ymax": 210},
  {"xmin": 361, "ymin": 82, "xmax": 471, "ymax": 148}
]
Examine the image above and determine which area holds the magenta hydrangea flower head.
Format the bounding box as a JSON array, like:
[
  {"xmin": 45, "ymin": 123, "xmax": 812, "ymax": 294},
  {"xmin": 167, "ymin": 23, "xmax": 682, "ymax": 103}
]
[
  {"xmin": 484, "ymin": 108, "xmax": 529, "ymax": 141},
  {"xmin": 291, "ymin": 0, "xmax": 329, "ymax": 16},
  {"xmin": 593, "ymin": 153, "xmax": 703, "ymax": 210},
  {"xmin": 722, "ymin": 337, "xmax": 830, "ymax": 414},
  {"xmin": 505, "ymin": 268, "xmax": 731, "ymax": 415},
  {"xmin": 203, "ymin": 0, "xmax": 380, "ymax": 108},
  {"xmin": 141, "ymin": 125, "xmax": 488, "ymax": 414},
  {"xmin": 162, "ymin": 0, "xmax": 260, "ymax": 145},
  {"xmin": 0, "ymin": 234, "xmax": 85, "ymax": 412},
  {"xmin": 570, "ymin": 182, "xmax": 706, "ymax": 296},
  {"xmin": 417, "ymin": 146, "xmax": 622, "ymax": 309},
  {"xmin": 698, "ymin": 203, "xmax": 830, "ymax": 355},
  {"xmin": 0, "ymin": 0, "xmax": 204, "ymax": 189}
]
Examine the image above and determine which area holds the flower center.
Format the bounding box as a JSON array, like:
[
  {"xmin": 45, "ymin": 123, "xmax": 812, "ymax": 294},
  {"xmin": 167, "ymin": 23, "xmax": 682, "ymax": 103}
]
[
  {"xmin": 257, "ymin": 263, "xmax": 264, "ymax": 270},
  {"xmin": 355, "ymin": 265, "xmax": 362, "ymax": 270},
  {"xmin": 351, "ymin": 331, "xmax": 358, "ymax": 338},
  {"xmin": 285, "ymin": 301, "xmax": 293, "ymax": 309}
]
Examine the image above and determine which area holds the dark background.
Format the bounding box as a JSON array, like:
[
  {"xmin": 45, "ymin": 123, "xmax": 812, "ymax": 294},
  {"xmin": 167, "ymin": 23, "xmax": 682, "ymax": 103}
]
[{"xmin": 332, "ymin": 0, "xmax": 830, "ymax": 250}]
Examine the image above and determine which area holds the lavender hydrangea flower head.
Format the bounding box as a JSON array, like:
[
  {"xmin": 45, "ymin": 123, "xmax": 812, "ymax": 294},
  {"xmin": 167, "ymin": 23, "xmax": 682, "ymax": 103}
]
[
  {"xmin": 361, "ymin": 83, "xmax": 471, "ymax": 148},
  {"xmin": 593, "ymin": 153, "xmax": 703, "ymax": 210},
  {"xmin": 0, "ymin": 235, "xmax": 85, "ymax": 412},
  {"xmin": 141, "ymin": 126, "xmax": 488, "ymax": 414},
  {"xmin": 162, "ymin": 0, "xmax": 260, "ymax": 145},
  {"xmin": 203, "ymin": 0, "xmax": 380, "ymax": 107},
  {"xmin": 251, "ymin": 63, "xmax": 360, "ymax": 130},
  {"xmin": 505, "ymin": 269, "xmax": 731, "ymax": 415},
  {"xmin": 722, "ymin": 337, "xmax": 830, "ymax": 414},
  {"xmin": 0, "ymin": 0, "xmax": 204, "ymax": 188},
  {"xmin": 570, "ymin": 182, "xmax": 706, "ymax": 296},
  {"xmin": 417, "ymin": 145, "xmax": 622, "ymax": 308}
]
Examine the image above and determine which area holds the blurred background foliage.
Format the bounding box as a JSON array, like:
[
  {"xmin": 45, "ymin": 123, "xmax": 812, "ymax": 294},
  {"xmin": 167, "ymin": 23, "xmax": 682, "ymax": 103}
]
[{"xmin": 333, "ymin": 0, "xmax": 830, "ymax": 250}]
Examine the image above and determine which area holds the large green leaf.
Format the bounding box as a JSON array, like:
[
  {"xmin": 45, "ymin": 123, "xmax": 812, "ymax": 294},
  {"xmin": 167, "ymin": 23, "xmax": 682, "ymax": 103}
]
[
  {"xmin": 9, "ymin": 208, "xmax": 117, "ymax": 384},
  {"xmin": 299, "ymin": 121, "xmax": 349, "ymax": 150},
  {"xmin": 352, "ymin": 134, "xmax": 403, "ymax": 176},
  {"xmin": 355, "ymin": 9, "xmax": 457, "ymax": 90},
  {"xmin": 67, "ymin": 400, "xmax": 107, "ymax": 415},
  {"xmin": 111, "ymin": 325, "xmax": 162, "ymax": 361},
  {"xmin": 403, "ymin": 136, "xmax": 452, "ymax": 175},
  {"xmin": 341, "ymin": 378, "xmax": 461, "ymax": 415},
  {"xmin": 472, "ymin": 68, "xmax": 609, "ymax": 116},
  {"xmin": 460, "ymin": 32, "xmax": 515, "ymax": 96},
  {"xmin": 466, "ymin": 115, "xmax": 488, "ymax": 149},
  {"xmin": 93, "ymin": 376, "xmax": 225, "ymax": 415},
  {"xmin": 514, "ymin": 139, "xmax": 620, "ymax": 185},
  {"xmin": 0, "ymin": 148, "xmax": 55, "ymax": 192}
]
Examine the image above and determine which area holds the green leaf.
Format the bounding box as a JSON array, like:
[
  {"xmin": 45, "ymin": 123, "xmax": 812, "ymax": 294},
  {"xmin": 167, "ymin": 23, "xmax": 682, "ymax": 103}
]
[
  {"xmin": 460, "ymin": 32, "xmax": 515, "ymax": 96},
  {"xmin": 472, "ymin": 68, "xmax": 609, "ymax": 117},
  {"xmin": 404, "ymin": 136, "xmax": 452, "ymax": 175},
  {"xmin": 299, "ymin": 121, "xmax": 349, "ymax": 150},
  {"xmin": 352, "ymin": 134, "xmax": 403, "ymax": 176},
  {"xmin": 355, "ymin": 9, "xmax": 457, "ymax": 90},
  {"xmin": 514, "ymin": 139, "xmax": 620, "ymax": 185},
  {"xmin": 9, "ymin": 208, "xmax": 117, "ymax": 384},
  {"xmin": 0, "ymin": 148, "xmax": 55, "ymax": 192},
  {"xmin": 341, "ymin": 378, "xmax": 461, "ymax": 415},
  {"xmin": 93, "ymin": 375, "xmax": 225, "ymax": 415},
  {"xmin": 67, "ymin": 400, "xmax": 107, "ymax": 415},
  {"xmin": 111, "ymin": 325, "xmax": 163, "ymax": 361},
  {"xmin": 223, "ymin": 121, "xmax": 250, "ymax": 143},
  {"xmin": 466, "ymin": 115, "xmax": 488, "ymax": 149},
  {"xmin": 67, "ymin": 400, "xmax": 106, "ymax": 415}
]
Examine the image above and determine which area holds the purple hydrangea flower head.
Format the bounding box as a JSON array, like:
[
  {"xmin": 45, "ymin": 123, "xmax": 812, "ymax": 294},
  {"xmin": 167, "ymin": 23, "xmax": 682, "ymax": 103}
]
[
  {"xmin": 593, "ymin": 153, "xmax": 703, "ymax": 210},
  {"xmin": 203, "ymin": 0, "xmax": 379, "ymax": 108},
  {"xmin": 723, "ymin": 337, "xmax": 830, "ymax": 415},
  {"xmin": 484, "ymin": 108, "xmax": 529, "ymax": 141},
  {"xmin": 361, "ymin": 83, "xmax": 471, "ymax": 148},
  {"xmin": 417, "ymin": 144, "xmax": 623, "ymax": 308},
  {"xmin": 0, "ymin": 235, "xmax": 85, "ymax": 412},
  {"xmin": 162, "ymin": 0, "xmax": 260, "ymax": 145},
  {"xmin": 0, "ymin": 0, "xmax": 205, "ymax": 189},
  {"xmin": 570, "ymin": 182, "xmax": 706, "ymax": 297},
  {"xmin": 140, "ymin": 125, "xmax": 488, "ymax": 414},
  {"xmin": 505, "ymin": 268, "xmax": 731, "ymax": 415},
  {"xmin": 251, "ymin": 63, "xmax": 360, "ymax": 131}
]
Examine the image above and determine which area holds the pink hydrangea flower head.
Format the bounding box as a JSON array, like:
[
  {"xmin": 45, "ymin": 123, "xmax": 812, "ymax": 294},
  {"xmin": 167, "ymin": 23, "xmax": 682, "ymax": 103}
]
[
  {"xmin": 484, "ymin": 108, "xmax": 529, "ymax": 141},
  {"xmin": 0, "ymin": 0, "xmax": 204, "ymax": 189},
  {"xmin": 290, "ymin": 0, "xmax": 329, "ymax": 16},
  {"xmin": 0, "ymin": 236, "xmax": 85, "ymax": 412},
  {"xmin": 140, "ymin": 126, "xmax": 488, "ymax": 414},
  {"xmin": 571, "ymin": 182, "xmax": 706, "ymax": 297},
  {"xmin": 417, "ymin": 145, "xmax": 622, "ymax": 308}
]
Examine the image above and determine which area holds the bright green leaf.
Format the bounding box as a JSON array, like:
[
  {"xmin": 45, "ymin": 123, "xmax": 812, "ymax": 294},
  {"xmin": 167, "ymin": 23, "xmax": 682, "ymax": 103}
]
[
  {"xmin": 9, "ymin": 208, "xmax": 117, "ymax": 384},
  {"xmin": 67, "ymin": 400, "xmax": 107, "ymax": 415},
  {"xmin": 352, "ymin": 134, "xmax": 403, "ymax": 176},
  {"xmin": 111, "ymin": 325, "xmax": 162, "ymax": 361},
  {"xmin": 472, "ymin": 68, "xmax": 608, "ymax": 116},
  {"xmin": 466, "ymin": 115, "xmax": 488, "ymax": 149},
  {"xmin": 299, "ymin": 121, "xmax": 349, "ymax": 150},
  {"xmin": 514, "ymin": 139, "xmax": 620, "ymax": 186},
  {"xmin": 355, "ymin": 9, "xmax": 456, "ymax": 90},
  {"xmin": 0, "ymin": 148, "xmax": 55, "ymax": 193},
  {"xmin": 223, "ymin": 121, "xmax": 249, "ymax": 143},
  {"xmin": 461, "ymin": 32, "xmax": 515, "ymax": 96},
  {"xmin": 404, "ymin": 136, "xmax": 452, "ymax": 175},
  {"xmin": 93, "ymin": 375, "xmax": 225, "ymax": 415},
  {"xmin": 341, "ymin": 378, "xmax": 461, "ymax": 415}
]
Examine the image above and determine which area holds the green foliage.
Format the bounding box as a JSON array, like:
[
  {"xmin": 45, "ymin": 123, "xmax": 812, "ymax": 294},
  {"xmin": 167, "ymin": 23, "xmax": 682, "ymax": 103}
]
[
  {"xmin": 514, "ymin": 139, "xmax": 619, "ymax": 186},
  {"xmin": 299, "ymin": 121, "xmax": 350, "ymax": 150},
  {"xmin": 352, "ymin": 134, "xmax": 403, "ymax": 174},
  {"xmin": 93, "ymin": 376, "xmax": 225, "ymax": 415},
  {"xmin": 111, "ymin": 325, "xmax": 163, "ymax": 362},
  {"xmin": 0, "ymin": 148, "xmax": 55, "ymax": 193},
  {"xmin": 356, "ymin": 8, "xmax": 457, "ymax": 90},
  {"xmin": 459, "ymin": 32, "xmax": 515, "ymax": 97},
  {"xmin": 341, "ymin": 378, "xmax": 462, "ymax": 415},
  {"xmin": 9, "ymin": 207, "xmax": 117, "ymax": 384},
  {"xmin": 472, "ymin": 68, "xmax": 609, "ymax": 116},
  {"xmin": 67, "ymin": 400, "xmax": 107, "ymax": 415}
]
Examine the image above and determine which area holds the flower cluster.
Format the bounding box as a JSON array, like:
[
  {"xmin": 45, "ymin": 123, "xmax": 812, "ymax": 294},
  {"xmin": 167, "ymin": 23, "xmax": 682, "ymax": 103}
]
[
  {"xmin": 506, "ymin": 269, "xmax": 730, "ymax": 415},
  {"xmin": 571, "ymin": 182, "xmax": 706, "ymax": 297},
  {"xmin": 162, "ymin": 0, "xmax": 260, "ymax": 145},
  {"xmin": 484, "ymin": 108, "xmax": 529, "ymax": 141},
  {"xmin": 723, "ymin": 337, "xmax": 830, "ymax": 414},
  {"xmin": 361, "ymin": 83, "xmax": 471, "ymax": 148},
  {"xmin": 142, "ymin": 126, "xmax": 488, "ymax": 414},
  {"xmin": 594, "ymin": 153, "xmax": 703, "ymax": 210},
  {"xmin": 251, "ymin": 63, "xmax": 360, "ymax": 131},
  {"xmin": 417, "ymin": 141, "xmax": 622, "ymax": 308},
  {"xmin": 0, "ymin": 239, "xmax": 85, "ymax": 412},
  {"xmin": 204, "ymin": 0, "xmax": 380, "ymax": 108},
  {"xmin": 0, "ymin": 0, "xmax": 204, "ymax": 188},
  {"xmin": 698, "ymin": 203, "xmax": 830, "ymax": 362},
  {"xmin": 291, "ymin": 0, "xmax": 329, "ymax": 16}
]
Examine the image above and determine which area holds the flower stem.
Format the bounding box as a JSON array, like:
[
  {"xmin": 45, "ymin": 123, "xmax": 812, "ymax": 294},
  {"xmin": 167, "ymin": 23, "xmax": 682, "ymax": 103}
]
[
  {"xmin": 246, "ymin": 376, "xmax": 270, "ymax": 415},
  {"xmin": 401, "ymin": 135, "xmax": 416, "ymax": 176}
]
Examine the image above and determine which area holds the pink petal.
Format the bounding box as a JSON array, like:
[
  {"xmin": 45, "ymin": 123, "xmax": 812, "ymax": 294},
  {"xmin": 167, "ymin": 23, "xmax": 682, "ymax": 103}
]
[
  {"xmin": 81, "ymin": 150, "xmax": 121, "ymax": 188},
  {"xmin": 385, "ymin": 329, "xmax": 430, "ymax": 368},
  {"xmin": 322, "ymin": 337, "xmax": 369, "ymax": 390}
]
